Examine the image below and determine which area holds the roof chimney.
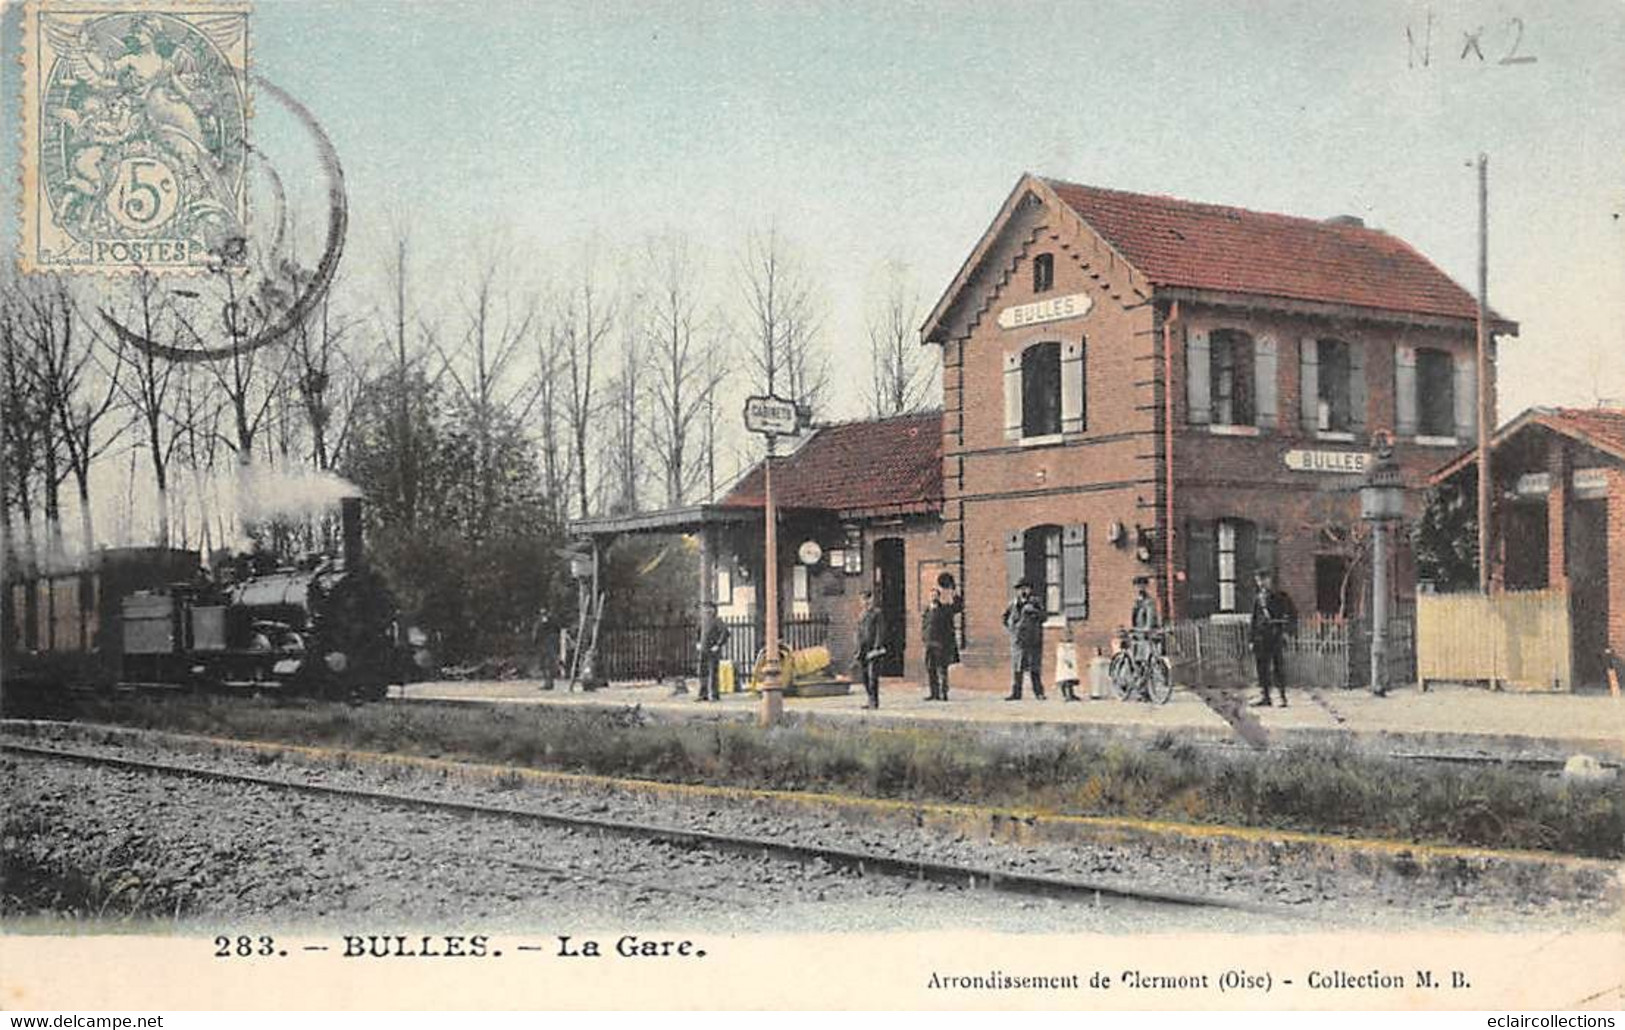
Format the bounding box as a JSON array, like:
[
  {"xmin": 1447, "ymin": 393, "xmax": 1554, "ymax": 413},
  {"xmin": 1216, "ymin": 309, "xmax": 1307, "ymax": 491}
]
[{"xmin": 1325, "ymin": 215, "xmax": 1365, "ymax": 228}]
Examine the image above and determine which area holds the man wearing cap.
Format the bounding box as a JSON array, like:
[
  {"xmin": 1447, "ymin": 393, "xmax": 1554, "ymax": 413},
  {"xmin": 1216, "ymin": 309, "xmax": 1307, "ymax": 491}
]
[
  {"xmin": 696, "ymin": 602, "xmax": 730, "ymax": 702},
  {"xmin": 855, "ymin": 588, "xmax": 886, "ymax": 709},
  {"xmin": 1002, "ymin": 578, "xmax": 1047, "ymax": 700},
  {"xmin": 921, "ymin": 579, "xmax": 963, "ymax": 702},
  {"xmin": 1249, "ymin": 569, "xmax": 1297, "ymax": 707},
  {"xmin": 1130, "ymin": 575, "xmax": 1160, "ymax": 634}
]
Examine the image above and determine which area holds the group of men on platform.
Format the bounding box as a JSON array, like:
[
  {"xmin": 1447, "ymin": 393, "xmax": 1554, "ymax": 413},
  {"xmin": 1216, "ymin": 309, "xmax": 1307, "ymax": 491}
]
[{"xmin": 566, "ymin": 566, "xmax": 1298, "ymax": 709}]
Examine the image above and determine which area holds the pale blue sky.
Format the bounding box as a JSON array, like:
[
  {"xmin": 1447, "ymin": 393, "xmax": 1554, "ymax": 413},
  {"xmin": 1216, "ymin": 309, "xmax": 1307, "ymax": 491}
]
[{"xmin": 5, "ymin": 0, "xmax": 1624, "ymax": 423}]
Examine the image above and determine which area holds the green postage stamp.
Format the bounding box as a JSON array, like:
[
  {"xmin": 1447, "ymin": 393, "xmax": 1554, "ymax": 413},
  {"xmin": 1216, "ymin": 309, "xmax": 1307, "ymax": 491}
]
[{"xmin": 19, "ymin": 1, "xmax": 251, "ymax": 273}]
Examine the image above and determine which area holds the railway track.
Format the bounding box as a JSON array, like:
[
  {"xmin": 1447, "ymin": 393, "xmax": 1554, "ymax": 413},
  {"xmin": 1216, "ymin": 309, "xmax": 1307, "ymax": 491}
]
[{"xmin": 2, "ymin": 737, "xmax": 1289, "ymax": 919}]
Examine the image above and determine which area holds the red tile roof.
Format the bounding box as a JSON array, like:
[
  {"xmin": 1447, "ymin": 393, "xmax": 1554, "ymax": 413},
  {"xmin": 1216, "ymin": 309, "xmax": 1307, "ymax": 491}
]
[
  {"xmin": 1431, "ymin": 406, "xmax": 1625, "ymax": 483},
  {"xmin": 1534, "ymin": 408, "xmax": 1625, "ymax": 460},
  {"xmin": 723, "ymin": 411, "xmax": 943, "ymax": 517},
  {"xmin": 1045, "ymin": 179, "xmax": 1512, "ymax": 327}
]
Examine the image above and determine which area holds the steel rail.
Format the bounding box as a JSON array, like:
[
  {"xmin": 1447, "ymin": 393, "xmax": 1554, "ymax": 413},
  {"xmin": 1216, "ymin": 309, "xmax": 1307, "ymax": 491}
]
[{"xmin": 3, "ymin": 739, "xmax": 1294, "ymax": 918}]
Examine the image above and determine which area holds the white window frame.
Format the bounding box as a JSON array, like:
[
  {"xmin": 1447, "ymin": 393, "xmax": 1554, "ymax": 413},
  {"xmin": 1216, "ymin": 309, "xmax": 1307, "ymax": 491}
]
[
  {"xmin": 1022, "ymin": 525, "xmax": 1064, "ymax": 618},
  {"xmin": 1217, "ymin": 519, "xmax": 1239, "ymax": 614}
]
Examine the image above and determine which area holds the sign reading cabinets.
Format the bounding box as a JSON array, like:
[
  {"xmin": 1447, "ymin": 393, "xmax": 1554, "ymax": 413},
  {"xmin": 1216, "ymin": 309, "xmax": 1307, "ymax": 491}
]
[{"xmin": 997, "ymin": 292, "xmax": 1092, "ymax": 330}]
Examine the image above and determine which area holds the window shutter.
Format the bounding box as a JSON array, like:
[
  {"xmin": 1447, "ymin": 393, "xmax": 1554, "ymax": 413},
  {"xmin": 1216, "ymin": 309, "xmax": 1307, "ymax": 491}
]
[
  {"xmin": 1185, "ymin": 329, "xmax": 1211, "ymax": 426},
  {"xmin": 1454, "ymin": 352, "xmax": 1477, "ymax": 441},
  {"xmin": 1061, "ymin": 337, "xmax": 1086, "ymax": 434},
  {"xmin": 1062, "ymin": 524, "xmax": 1089, "ymax": 620},
  {"xmin": 1246, "ymin": 522, "xmax": 1276, "ymax": 614},
  {"xmin": 1395, "ymin": 346, "xmax": 1418, "ymax": 437},
  {"xmin": 1236, "ymin": 520, "xmax": 1261, "ymax": 611},
  {"xmin": 1003, "ymin": 351, "xmax": 1022, "ymax": 441},
  {"xmin": 1299, "ymin": 337, "xmax": 1319, "ymax": 433},
  {"xmin": 1005, "ymin": 530, "xmax": 1024, "ymax": 594},
  {"xmin": 1348, "ymin": 339, "xmax": 1367, "ymax": 434},
  {"xmin": 1255, "ymin": 523, "xmax": 1277, "ymax": 576},
  {"xmin": 1185, "ymin": 520, "xmax": 1217, "ymax": 619},
  {"xmin": 1254, "ymin": 335, "xmax": 1278, "ymax": 430}
]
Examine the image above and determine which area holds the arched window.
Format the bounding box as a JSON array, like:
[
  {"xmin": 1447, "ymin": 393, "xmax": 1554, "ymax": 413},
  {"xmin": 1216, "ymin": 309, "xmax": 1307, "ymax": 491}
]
[{"xmin": 1021, "ymin": 341, "xmax": 1062, "ymax": 437}]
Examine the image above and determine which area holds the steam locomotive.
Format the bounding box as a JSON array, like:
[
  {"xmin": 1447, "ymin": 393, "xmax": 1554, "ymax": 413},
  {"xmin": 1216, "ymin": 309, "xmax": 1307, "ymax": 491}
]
[{"xmin": 3, "ymin": 498, "xmax": 408, "ymax": 703}]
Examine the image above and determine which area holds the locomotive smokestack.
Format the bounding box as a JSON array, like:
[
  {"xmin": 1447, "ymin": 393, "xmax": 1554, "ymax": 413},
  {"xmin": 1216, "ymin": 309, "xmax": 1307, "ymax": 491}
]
[{"xmin": 341, "ymin": 497, "xmax": 363, "ymax": 569}]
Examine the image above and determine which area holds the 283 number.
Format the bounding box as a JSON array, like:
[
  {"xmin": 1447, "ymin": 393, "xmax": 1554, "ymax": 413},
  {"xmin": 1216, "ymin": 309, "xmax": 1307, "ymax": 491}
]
[{"xmin": 214, "ymin": 934, "xmax": 276, "ymax": 958}]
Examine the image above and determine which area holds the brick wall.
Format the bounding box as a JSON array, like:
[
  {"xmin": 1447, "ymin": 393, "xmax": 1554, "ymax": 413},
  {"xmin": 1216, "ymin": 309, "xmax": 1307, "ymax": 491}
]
[{"xmin": 929, "ymin": 189, "xmax": 1497, "ymax": 692}]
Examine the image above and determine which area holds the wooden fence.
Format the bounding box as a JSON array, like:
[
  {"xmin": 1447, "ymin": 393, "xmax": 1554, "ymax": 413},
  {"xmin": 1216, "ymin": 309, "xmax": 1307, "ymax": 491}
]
[
  {"xmin": 596, "ymin": 614, "xmax": 831, "ymax": 682},
  {"xmin": 1416, "ymin": 589, "xmax": 1572, "ymax": 691}
]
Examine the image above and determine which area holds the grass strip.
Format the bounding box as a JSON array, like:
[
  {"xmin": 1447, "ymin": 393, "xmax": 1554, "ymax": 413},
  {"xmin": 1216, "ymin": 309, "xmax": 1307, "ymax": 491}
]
[{"xmin": 48, "ymin": 694, "xmax": 1625, "ymax": 859}]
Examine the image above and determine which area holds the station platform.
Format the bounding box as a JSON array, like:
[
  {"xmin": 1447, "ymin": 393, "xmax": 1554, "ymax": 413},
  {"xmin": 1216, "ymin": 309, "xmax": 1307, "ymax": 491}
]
[{"xmin": 394, "ymin": 676, "xmax": 1625, "ymax": 766}]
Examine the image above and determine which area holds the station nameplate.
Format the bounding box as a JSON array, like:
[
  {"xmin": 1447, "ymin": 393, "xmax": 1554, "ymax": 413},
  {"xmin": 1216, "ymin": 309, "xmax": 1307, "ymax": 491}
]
[
  {"xmin": 1283, "ymin": 449, "xmax": 1371, "ymax": 475},
  {"xmin": 743, "ymin": 395, "xmax": 799, "ymax": 436},
  {"xmin": 997, "ymin": 292, "xmax": 1092, "ymax": 330}
]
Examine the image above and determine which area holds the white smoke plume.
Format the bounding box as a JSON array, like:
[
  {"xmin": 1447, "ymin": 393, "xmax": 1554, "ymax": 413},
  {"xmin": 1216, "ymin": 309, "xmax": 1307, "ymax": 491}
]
[{"xmin": 234, "ymin": 465, "xmax": 362, "ymax": 525}]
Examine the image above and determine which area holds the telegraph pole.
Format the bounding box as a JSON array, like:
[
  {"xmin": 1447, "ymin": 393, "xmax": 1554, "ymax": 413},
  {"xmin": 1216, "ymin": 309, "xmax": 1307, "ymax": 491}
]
[{"xmin": 1476, "ymin": 153, "xmax": 1493, "ymax": 594}]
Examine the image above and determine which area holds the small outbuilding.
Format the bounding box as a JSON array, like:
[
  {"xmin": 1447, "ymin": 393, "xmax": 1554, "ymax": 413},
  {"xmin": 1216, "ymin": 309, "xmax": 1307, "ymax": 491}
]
[{"xmin": 1431, "ymin": 407, "xmax": 1625, "ymax": 687}]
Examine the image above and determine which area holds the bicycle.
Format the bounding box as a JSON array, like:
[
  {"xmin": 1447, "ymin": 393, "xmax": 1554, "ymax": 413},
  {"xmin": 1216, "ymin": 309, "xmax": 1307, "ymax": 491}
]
[{"xmin": 1108, "ymin": 627, "xmax": 1174, "ymax": 704}]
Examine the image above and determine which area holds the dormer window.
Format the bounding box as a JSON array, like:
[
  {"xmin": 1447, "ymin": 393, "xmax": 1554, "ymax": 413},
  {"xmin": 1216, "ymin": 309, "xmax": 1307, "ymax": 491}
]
[{"xmin": 1032, "ymin": 253, "xmax": 1054, "ymax": 293}]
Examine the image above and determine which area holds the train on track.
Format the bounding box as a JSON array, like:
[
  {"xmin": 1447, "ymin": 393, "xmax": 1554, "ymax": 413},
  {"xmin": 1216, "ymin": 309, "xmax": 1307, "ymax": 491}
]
[{"xmin": 3, "ymin": 498, "xmax": 413, "ymax": 704}]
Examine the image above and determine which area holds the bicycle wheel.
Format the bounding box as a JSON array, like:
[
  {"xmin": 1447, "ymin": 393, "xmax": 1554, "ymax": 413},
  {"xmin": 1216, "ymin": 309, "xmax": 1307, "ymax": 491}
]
[
  {"xmin": 1107, "ymin": 651, "xmax": 1134, "ymax": 700},
  {"xmin": 1145, "ymin": 656, "xmax": 1174, "ymax": 705}
]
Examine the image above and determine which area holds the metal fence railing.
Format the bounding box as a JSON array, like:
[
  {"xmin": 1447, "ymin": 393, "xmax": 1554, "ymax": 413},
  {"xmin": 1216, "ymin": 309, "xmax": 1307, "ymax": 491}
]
[
  {"xmin": 1165, "ymin": 613, "xmax": 1416, "ymax": 692},
  {"xmin": 596, "ymin": 614, "xmax": 831, "ymax": 682}
]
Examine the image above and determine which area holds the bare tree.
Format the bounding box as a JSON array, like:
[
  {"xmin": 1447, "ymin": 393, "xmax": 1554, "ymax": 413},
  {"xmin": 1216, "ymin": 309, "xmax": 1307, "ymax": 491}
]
[
  {"xmin": 19, "ymin": 278, "xmax": 123, "ymax": 561},
  {"xmin": 112, "ymin": 273, "xmax": 185, "ymax": 546},
  {"xmin": 643, "ymin": 233, "xmax": 728, "ymax": 507},
  {"xmin": 175, "ymin": 361, "xmax": 227, "ymax": 556},
  {"xmin": 432, "ymin": 247, "xmax": 536, "ymax": 541},
  {"xmin": 606, "ymin": 314, "xmax": 645, "ymax": 514},
  {"xmin": 866, "ymin": 260, "xmax": 935, "ymax": 417},
  {"xmin": 738, "ymin": 227, "xmax": 827, "ymax": 417},
  {"xmin": 0, "ymin": 294, "xmax": 45, "ymax": 573},
  {"xmin": 557, "ymin": 244, "xmax": 616, "ymax": 519}
]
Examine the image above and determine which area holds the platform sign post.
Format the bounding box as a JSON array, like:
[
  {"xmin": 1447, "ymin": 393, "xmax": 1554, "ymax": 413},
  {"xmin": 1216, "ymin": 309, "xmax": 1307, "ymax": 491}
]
[{"xmin": 744, "ymin": 396, "xmax": 799, "ymax": 726}]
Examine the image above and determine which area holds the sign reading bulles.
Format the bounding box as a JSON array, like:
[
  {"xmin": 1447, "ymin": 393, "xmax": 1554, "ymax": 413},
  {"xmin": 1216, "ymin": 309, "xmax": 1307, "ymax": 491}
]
[
  {"xmin": 1283, "ymin": 449, "xmax": 1372, "ymax": 475},
  {"xmin": 997, "ymin": 292, "xmax": 1092, "ymax": 330}
]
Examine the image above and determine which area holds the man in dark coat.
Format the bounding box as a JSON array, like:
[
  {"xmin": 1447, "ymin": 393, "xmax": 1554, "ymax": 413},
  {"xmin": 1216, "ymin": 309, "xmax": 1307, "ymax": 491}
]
[
  {"xmin": 1002, "ymin": 578, "xmax": 1047, "ymax": 700},
  {"xmin": 921, "ymin": 581, "xmax": 963, "ymax": 702},
  {"xmin": 696, "ymin": 602, "xmax": 730, "ymax": 702},
  {"xmin": 532, "ymin": 606, "xmax": 560, "ymax": 691},
  {"xmin": 1249, "ymin": 569, "xmax": 1297, "ymax": 707},
  {"xmin": 855, "ymin": 589, "xmax": 885, "ymax": 709}
]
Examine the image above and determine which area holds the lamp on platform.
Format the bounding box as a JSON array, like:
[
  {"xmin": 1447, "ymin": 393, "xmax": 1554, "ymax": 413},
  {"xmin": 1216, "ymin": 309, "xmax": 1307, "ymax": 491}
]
[{"xmin": 1359, "ymin": 432, "xmax": 1406, "ymax": 697}]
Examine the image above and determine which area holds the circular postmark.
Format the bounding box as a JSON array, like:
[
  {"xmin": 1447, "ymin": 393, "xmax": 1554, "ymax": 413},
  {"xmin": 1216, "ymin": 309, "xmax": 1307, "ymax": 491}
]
[{"xmin": 99, "ymin": 75, "xmax": 348, "ymax": 363}]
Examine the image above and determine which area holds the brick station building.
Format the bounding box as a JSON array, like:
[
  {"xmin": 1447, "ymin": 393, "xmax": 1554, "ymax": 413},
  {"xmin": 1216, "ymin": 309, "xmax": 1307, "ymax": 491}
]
[
  {"xmin": 920, "ymin": 174, "xmax": 1514, "ymax": 688},
  {"xmin": 574, "ymin": 174, "xmax": 1514, "ymax": 692}
]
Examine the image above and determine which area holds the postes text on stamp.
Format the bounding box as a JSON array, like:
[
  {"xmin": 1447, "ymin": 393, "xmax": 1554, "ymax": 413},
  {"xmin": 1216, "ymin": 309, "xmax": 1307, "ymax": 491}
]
[{"xmin": 20, "ymin": 1, "xmax": 251, "ymax": 273}]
